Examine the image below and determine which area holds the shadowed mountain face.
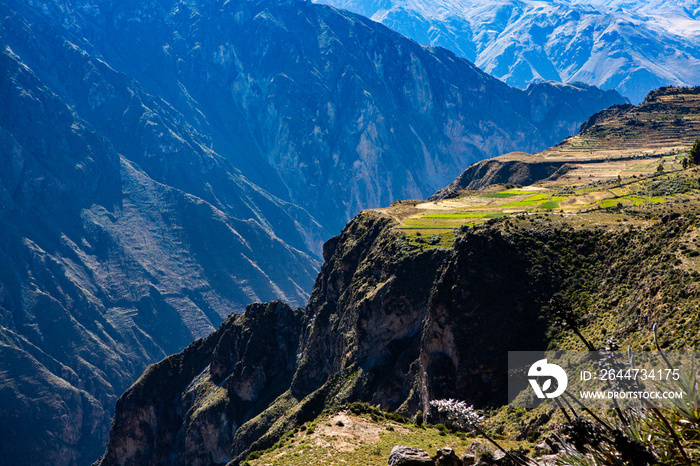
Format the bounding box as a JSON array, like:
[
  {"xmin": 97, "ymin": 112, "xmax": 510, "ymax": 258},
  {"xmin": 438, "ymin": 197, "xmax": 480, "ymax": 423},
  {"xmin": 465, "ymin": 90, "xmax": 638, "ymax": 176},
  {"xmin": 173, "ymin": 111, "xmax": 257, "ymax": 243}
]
[
  {"xmin": 6, "ymin": 0, "xmax": 625, "ymax": 234},
  {"xmin": 315, "ymin": 0, "xmax": 700, "ymax": 104},
  {"xmin": 0, "ymin": 0, "xmax": 626, "ymax": 464},
  {"xmin": 0, "ymin": 33, "xmax": 320, "ymax": 465}
]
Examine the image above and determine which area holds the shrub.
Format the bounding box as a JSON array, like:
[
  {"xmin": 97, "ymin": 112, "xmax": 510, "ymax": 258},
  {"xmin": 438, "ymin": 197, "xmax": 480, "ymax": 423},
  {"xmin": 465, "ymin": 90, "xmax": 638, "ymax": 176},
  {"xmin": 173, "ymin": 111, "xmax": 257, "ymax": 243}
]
[
  {"xmin": 558, "ymin": 325, "xmax": 700, "ymax": 465},
  {"xmin": 692, "ymin": 138, "xmax": 700, "ymax": 166},
  {"xmin": 415, "ymin": 410, "xmax": 424, "ymax": 427}
]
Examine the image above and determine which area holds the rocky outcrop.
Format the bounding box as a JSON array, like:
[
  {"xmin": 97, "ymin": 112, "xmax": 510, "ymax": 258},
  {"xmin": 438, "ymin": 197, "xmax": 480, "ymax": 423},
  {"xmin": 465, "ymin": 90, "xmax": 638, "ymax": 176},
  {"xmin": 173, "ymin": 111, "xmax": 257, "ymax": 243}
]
[
  {"xmin": 98, "ymin": 301, "xmax": 304, "ymax": 466},
  {"xmin": 433, "ymin": 447, "xmax": 461, "ymax": 466},
  {"xmin": 429, "ymin": 155, "xmax": 570, "ymax": 199},
  {"xmin": 388, "ymin": 446, "xmax": 435, "ymax": 466}
]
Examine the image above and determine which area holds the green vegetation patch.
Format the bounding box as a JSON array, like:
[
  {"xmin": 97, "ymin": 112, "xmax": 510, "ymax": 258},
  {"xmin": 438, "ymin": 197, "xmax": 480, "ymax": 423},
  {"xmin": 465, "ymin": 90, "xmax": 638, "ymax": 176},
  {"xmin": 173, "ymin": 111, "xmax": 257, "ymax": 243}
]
[
  {"xmin": 538, "ymin": 201, "xmax": 559, "ymax": 210},
  {"xmin": 400, "ymin": 221, "xmax": 460, "ymax": 229},
  {"xmin": 420, "ymin": 213, "xmax": 507, "ymax": 219},
  {"xmin": 397, "ymin": 231, "xmax": 455, "ymax": 251},
  {"xmin": 501, "ymin": 193, "xmax": 564, "ymax": 208},
  {"xmin": 480, "ymin": 190, "xmax": 539, "ymax": 198},
  {"xmin": 599, "ymin": 195, "xmax": 666, "ymax": 209},
  {"xmin": 522, "ymin": 193, "xmax": 551, "ymax": 201},
  {"xmin": 500, "ymin": 199, "xmax": 544, "ymax": 207}
]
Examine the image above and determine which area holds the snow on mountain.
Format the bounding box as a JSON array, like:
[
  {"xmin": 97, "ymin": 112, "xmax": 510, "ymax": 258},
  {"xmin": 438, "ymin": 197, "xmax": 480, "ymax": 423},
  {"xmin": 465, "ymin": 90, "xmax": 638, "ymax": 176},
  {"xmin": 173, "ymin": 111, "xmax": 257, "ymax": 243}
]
[{"xmin": 316, "ymin": 0, "xmax": 700, "ymax": 102}]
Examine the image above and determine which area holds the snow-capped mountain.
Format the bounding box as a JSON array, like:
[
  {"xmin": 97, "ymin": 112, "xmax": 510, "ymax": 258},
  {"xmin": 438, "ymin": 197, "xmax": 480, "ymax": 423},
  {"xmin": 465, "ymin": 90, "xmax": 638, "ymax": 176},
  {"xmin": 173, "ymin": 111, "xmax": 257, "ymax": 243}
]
[{"xmin": 316, "ymin": 0, "xmax": 700, "ymax": 102}]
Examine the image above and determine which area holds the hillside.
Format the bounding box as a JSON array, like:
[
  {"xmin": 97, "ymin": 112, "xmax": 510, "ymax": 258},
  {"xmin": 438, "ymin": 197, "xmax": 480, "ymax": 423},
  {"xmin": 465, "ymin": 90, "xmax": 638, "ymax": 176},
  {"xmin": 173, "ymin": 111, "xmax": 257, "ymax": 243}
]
[
  {"xmin": 97, "ymin": 88, "xmax": 700, "ymax": 465},
  {"xmin": 0, "ymin": 1, "xmax": 627, "ymax": 463},
  {"xmin": 432, "ymin": 86, "xmax": 700, "ymax": 199},
  {"xmin": 315, "ymin": 0, "xmax": 700, "ymax": 103}
]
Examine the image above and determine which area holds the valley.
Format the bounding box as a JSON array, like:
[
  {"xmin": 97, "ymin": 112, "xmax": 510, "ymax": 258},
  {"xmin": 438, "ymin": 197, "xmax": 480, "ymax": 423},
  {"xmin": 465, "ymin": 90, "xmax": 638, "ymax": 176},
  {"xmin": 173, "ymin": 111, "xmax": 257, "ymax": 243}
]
[
  {"xmin": 1, "ymin": 0, "xmax": 698, "ymax": 464},
  {"xmin": 0, "ymin": 0, "xmax": 625, "ymax": 462}
]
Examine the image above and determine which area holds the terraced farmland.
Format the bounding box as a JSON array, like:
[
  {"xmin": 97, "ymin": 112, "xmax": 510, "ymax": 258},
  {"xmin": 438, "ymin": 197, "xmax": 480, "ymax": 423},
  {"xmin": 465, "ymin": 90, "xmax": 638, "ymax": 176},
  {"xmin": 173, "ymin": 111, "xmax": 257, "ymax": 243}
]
[{"xmin": 378, "ymin": 167, "xmax": 700, "ymax": 250}]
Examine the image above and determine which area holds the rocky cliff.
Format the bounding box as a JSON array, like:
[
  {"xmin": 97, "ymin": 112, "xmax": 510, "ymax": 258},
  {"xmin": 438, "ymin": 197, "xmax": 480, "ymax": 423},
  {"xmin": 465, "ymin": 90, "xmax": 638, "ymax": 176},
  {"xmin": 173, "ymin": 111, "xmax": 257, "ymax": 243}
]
[{"xmin": 98, "ymin": 198, "xmax": 700, "ymax": 464}]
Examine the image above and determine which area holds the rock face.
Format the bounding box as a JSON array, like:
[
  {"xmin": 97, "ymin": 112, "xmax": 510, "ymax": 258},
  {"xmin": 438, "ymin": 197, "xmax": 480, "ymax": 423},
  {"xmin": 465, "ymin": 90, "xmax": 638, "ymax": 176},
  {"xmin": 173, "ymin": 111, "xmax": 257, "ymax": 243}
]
[{"xmin": 315, "ymin": 0, "xmax": 700, "ymax": 103}]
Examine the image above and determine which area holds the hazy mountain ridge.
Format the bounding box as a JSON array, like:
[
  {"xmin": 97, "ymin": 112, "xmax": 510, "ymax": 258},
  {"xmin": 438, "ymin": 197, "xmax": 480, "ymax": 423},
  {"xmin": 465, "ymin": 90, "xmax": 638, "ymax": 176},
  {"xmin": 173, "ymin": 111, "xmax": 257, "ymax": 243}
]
[
  {"xmin": 10, "ymin": 0, "xmax": 626, "ymax": 232},
  {"xmin": 315, "ymin": 0, "xmax": 700, "ymax": 103}
]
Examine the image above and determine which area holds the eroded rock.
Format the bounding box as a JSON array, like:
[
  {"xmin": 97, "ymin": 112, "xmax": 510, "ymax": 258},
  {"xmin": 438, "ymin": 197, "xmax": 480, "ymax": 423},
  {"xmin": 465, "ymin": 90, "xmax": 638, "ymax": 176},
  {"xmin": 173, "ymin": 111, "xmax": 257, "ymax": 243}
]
[{"xmin": 388, "ymin": 446, "xmax": 435, "ymax": 466}]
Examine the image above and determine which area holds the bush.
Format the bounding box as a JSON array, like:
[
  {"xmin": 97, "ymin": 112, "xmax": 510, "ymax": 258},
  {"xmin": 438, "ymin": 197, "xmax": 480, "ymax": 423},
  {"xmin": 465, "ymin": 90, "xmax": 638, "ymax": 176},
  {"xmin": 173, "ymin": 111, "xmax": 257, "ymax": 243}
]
[
  {"xmin": 692, "ymin": 138, "xmax": 700, "ymax": 166},
  {"xmin": 415, "ymin": 410, "xmax": 423, "ymax": 427}
]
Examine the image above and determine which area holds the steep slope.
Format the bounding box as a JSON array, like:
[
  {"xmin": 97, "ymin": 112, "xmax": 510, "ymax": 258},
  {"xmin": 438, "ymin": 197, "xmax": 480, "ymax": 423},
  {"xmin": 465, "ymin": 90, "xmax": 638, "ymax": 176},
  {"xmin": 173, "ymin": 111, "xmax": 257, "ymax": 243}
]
[
  {"xmin": 315, "ymin": 0, "xmax": 700, "ymax": 103},
  {"xmin": 98, "ymin": 194, "xmax": 700, "ymax": 465},
  {"xmin": 0, "ymin": 31, "xmax": 319, "ymax": 466},
  {"xmin": 7, "ymin": 0, "xmax": 626, "ymax": 233}
]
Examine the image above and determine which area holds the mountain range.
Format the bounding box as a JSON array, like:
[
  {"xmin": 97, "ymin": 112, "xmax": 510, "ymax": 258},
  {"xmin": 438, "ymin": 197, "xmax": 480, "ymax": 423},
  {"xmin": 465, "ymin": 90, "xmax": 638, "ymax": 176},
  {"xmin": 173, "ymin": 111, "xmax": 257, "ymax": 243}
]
[
  {"xmin": 0, "ymin": 0, "xmax": 627, "ymax": 464},
  {"xmin": 314, "ymin": 0, "xmax": 700, "ymax": 103}
]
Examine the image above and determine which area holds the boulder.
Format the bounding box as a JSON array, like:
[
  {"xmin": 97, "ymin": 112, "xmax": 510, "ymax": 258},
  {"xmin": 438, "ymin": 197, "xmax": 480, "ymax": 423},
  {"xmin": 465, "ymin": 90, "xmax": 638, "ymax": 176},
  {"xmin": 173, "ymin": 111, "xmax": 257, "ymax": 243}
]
[
  {"xmin": 434, "ymin": 447, "xmax": 460, "ymax": 466},
  {"xmin": 388, "ymin": 446, "xmax": 435, "ymax": 466}
]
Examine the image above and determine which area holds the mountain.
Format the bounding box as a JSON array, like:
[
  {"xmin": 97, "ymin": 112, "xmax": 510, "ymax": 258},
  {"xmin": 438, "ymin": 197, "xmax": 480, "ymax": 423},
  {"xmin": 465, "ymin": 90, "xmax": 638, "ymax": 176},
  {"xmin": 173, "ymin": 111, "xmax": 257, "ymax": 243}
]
[
  {"xmin": 6, "ymin": 0, "xmax": 627, "ymax": 235},
  {"xmin": 314, "ymin": 0, "xmax": 700, "ymax": 104},
  {"xmin": 0, "ymin": 0, "xmax": 627, "ymax": 463},
  {"xmin": 96, "ymin": 87, "xmax": 700, "ymax": 465}
]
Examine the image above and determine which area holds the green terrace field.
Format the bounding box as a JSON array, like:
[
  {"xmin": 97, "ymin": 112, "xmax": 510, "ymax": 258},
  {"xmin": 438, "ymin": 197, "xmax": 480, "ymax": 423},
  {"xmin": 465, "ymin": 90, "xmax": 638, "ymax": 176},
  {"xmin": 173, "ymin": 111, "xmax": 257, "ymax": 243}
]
[{"xmin": 377, "ymin": 165, "xmax": 700, "ymax": 249}]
